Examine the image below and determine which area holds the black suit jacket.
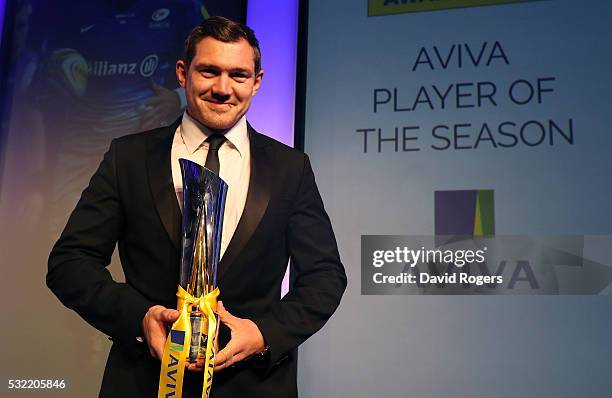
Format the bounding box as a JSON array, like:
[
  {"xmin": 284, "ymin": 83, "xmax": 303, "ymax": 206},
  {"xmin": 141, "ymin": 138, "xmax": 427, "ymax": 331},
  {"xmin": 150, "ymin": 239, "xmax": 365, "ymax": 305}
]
[{"xmin": 47, "ymin": 119, "xmax": 347, "ymax": 397}]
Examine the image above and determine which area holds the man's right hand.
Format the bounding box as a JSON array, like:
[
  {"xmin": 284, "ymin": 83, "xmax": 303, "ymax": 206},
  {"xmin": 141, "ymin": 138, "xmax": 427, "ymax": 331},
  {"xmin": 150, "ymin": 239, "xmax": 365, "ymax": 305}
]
[{"xmin": 142, "ymin": 305, "xmax": 179, "ymax": 360}]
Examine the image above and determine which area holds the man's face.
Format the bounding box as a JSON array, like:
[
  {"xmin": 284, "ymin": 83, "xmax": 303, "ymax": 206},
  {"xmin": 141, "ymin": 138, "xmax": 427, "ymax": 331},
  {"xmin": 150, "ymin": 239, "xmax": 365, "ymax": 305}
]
[{"xmin": 176, "ymin": 37, "xmax": 263, "ymax": 131}]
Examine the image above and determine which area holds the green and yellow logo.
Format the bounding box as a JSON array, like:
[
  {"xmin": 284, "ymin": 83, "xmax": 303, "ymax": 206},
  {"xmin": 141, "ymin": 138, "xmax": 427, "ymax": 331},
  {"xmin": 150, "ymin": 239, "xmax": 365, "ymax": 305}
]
[
  {"xmin": 435, "ymin": 190, "xmax": 495, "ymax": 237},
  {"xmin": 369, "ymin": 0, "xmax": 540, "ymax": 17}
]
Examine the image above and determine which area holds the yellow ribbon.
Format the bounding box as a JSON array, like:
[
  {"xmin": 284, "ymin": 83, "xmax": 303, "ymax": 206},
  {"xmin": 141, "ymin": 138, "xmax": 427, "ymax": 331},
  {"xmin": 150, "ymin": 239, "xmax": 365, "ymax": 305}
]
[{"xmin": 158, "ymin": 286, "xmax": 220, "ymax": 398}]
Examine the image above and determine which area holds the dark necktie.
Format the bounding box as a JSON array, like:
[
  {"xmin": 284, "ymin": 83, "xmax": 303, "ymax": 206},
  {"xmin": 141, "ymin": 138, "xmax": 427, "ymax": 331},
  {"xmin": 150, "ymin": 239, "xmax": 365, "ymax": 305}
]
[{"xmin": 204, "ymin": 134, "xmax": 226, "ymax": 175}]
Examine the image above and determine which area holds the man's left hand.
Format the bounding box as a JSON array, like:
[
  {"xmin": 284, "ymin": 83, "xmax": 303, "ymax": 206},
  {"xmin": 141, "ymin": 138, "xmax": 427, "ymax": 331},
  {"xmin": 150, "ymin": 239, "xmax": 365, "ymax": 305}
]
[{"xmin": 186, "ymin": 301, "xmax": 266, "ymax": 372}]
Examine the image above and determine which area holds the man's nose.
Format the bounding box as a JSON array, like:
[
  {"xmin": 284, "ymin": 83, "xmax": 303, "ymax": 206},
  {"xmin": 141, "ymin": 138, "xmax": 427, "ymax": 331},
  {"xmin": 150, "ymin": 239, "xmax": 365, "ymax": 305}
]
[{"xmin": 212, "ymin": 74, "xmax": 231, "ymax": 99}]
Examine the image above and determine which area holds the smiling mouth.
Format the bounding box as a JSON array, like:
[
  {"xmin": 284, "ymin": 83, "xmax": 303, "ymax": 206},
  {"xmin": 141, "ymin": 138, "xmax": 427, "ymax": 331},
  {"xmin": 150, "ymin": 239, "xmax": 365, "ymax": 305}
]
[{"xmin": 205, "ymin": 100, "xmax": 233, "ymax": 109}]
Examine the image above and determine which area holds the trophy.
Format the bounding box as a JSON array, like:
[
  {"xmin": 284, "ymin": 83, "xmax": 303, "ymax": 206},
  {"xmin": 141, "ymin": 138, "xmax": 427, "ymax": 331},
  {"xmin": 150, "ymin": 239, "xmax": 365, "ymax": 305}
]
[
  {"xmin": 179, "ymin": 158, "xmax": 227, "ymax": 362},
  {"xmin": 158, "ymin": 159, "xmax": 227, "ymax": 398}
]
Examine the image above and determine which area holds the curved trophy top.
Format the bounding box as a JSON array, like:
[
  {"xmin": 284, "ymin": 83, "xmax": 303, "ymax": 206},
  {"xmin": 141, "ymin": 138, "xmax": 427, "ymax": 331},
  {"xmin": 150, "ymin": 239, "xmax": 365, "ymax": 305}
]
[{"xmin": 178, "ymin": 159, "xmax": 228, "ymax": 295}]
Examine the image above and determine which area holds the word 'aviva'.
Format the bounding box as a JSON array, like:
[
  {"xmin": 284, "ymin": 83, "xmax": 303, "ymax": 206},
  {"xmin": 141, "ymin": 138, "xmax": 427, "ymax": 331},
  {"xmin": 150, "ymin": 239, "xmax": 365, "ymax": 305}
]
[
  {"xmin": 412, "ymin": 41, "xmax": 509, "ymax": 71},
  {"xmin": 165, "ymin": 353, "xmax": 179, "ymax": 397}
]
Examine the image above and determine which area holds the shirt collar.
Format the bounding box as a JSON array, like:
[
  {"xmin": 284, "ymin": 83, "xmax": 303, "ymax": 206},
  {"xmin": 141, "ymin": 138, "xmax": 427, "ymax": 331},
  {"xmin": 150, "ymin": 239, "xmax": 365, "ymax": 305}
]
[{"xmin": 180, "ymin": 111, "xmax": 249, "ymax": 157}]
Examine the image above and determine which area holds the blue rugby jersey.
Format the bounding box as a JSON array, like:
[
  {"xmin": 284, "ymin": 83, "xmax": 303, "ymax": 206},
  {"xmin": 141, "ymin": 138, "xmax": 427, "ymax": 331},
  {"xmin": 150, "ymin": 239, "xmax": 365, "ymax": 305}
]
[{"xmin": 30, "ymin": 0, "xmax": 206, "ymax": 225}]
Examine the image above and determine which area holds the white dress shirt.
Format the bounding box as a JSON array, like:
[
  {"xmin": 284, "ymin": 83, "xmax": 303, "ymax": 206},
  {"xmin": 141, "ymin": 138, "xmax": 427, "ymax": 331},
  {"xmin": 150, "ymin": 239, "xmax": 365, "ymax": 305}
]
[{"xmin": 171, "ymin": 111, "xmax": 251, "ymax": 259}]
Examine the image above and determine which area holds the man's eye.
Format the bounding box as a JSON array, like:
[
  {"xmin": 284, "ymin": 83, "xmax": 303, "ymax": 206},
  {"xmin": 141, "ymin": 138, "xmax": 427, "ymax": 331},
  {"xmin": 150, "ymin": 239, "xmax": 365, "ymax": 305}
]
[
  {"xmin": 231, "ymin": 73, "xmax": 248, "ymax": 82},
  {"xmin": 201, "ymin": 69, "xmax": 217, "ymax": 77}
]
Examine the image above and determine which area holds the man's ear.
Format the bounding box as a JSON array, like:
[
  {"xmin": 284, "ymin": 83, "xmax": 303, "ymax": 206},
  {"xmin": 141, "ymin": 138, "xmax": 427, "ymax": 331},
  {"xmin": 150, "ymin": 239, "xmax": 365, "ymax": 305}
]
[
  {"xmin": 176, "ymin": 60, "xmax": 187, "ymax": 88},
  {"xmin": 252, "ymin": 69, "xmax": 264, "ymax": 96}
]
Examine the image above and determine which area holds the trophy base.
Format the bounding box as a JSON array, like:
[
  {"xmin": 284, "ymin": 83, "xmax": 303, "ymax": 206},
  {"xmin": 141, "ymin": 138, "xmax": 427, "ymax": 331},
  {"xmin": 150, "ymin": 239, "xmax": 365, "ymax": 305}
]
[{"xmin": 188, "ymin": 311, "xmax": 210, "ymax": 363}]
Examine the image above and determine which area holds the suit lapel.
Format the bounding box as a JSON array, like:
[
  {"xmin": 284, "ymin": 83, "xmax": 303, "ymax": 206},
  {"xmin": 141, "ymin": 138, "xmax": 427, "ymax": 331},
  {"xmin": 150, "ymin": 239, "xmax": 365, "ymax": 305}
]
[
  {"xmin": 147, "ymin": 118, "xmax": 182, "ymax": 252},
  {"xmin": 218, "ymin": 124, "xmax": 273, "ymax": 280}
]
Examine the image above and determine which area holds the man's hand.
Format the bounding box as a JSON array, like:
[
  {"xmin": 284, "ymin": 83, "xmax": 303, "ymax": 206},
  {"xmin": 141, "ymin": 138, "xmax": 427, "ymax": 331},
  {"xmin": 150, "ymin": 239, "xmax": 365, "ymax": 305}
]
[
  {"xmin": 184, "ymin": 301, "xmax": 267, "ymax": 372},
  {"xmin": 142, "ymin": 305, "xmax": 179, "ymax": 360},
  {"xmin": 215, "ymin": 301, "xmax": 266, "ymax": 371},
  {"xmin": 214, "ymin": 301, "xmax": 266, "ymax": 371}
]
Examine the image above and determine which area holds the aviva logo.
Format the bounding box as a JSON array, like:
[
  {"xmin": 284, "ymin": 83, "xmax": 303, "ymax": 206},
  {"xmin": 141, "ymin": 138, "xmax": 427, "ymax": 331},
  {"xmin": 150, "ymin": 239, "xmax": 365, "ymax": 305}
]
[
  {"xmin": 435, "ymin": 190, "xmax": 494, "ymax": 237},
  {"xmin": 369, "ymin": 0, "xmax": 540, "ymax": 17},
  {"xmin": 170, "ymin": 330, "xmax": 185, "ymax": 351}
]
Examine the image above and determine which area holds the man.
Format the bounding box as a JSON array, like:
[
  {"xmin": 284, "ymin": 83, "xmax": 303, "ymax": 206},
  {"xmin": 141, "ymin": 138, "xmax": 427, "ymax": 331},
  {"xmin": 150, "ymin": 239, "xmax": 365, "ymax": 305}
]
[{"xmin": 47, "ymin": 16, "xmax": 346, "ymax": 398}]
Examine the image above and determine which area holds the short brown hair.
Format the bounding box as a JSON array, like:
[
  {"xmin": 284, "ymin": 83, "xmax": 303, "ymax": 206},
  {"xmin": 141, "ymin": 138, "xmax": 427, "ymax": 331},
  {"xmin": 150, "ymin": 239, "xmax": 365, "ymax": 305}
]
[{"xmin": 183, "ymin": 16, "xmax": 261, "ymax": 73}]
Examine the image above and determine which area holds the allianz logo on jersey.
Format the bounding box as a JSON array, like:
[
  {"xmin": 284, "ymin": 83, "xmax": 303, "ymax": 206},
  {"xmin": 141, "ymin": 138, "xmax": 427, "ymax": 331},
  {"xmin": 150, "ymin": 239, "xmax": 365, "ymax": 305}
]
[{"xmin": 88, "ymin": 54, "xmax": 158, "ymax": 78}]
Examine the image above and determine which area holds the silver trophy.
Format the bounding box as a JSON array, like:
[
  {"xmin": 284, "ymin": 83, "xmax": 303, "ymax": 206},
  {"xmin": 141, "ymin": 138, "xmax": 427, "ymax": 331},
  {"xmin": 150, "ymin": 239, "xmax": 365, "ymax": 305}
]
[{"xmin": 179, "ymin": 158, "xmax": 228, "ymax": 362}]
